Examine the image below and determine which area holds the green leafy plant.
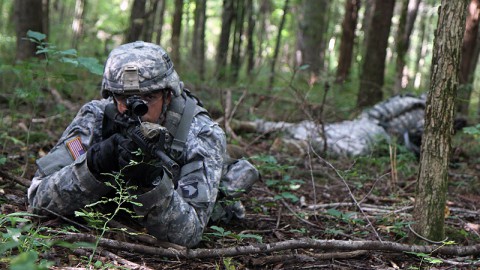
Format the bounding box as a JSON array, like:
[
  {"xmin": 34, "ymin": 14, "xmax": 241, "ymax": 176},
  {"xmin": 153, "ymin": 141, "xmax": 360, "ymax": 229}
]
[
  {"xmin": 326, "ymin": 208, "xmax": 365, "ymax": 226},
  {"xmin": 25, "ymin": 30, "xmax": 103, "ymax": 76},
  {"xmin": 0, "ymin": 212, "xmax": 54, "ymax": 269},
  {"xmin": 463, "ymin": 124, "xmax": 480, "ymax": 139},
  {"xmin": 406, "ymin": 240, "xmax": 456, "ymax": 268},
  {"xmin": 206, "ymin": 225, "xmax": 262, "ymax": 244},
  {"xmin": 75, "ymin": 166, "xmax": 143, "ymax": 265},
  {"xmin": 215, "ymin": 257, "xmax": 238, "ymax": 270},
  {"xmin": 251, "ymin": 155, "xmax": 304, "ymax": 203}
]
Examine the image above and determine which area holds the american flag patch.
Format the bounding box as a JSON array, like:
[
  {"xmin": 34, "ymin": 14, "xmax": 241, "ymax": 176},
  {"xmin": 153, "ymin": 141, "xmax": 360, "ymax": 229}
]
[{"xmin": 65, "ymin": 136, "xmax": 86, "ymax": 160}]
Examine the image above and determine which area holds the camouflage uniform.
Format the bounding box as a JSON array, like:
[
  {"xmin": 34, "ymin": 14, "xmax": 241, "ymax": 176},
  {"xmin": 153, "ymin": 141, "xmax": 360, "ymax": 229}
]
[
  {"xmin": 28, "ymin": 42, "xmax": 258, "ymax": 248},
  {"xmin": 252, "ymin": 94, "xmax": 426, "ymax": 156}
]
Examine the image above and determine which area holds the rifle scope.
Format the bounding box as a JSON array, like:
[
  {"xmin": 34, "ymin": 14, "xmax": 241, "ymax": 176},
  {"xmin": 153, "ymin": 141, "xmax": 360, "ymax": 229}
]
[{"xmin": 126, "ymin": 96, "xmax": 149, "ymax": 116}]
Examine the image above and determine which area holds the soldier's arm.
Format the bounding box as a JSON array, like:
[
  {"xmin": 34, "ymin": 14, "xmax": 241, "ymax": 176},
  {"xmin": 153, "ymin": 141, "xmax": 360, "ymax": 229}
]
[
  {"xmin": 133, "ymin": 114, "xmax": 226, "ymax": 247},
  {"xmin": 28, "ymin": 100, "xmax": 112, "ymax": 215}
]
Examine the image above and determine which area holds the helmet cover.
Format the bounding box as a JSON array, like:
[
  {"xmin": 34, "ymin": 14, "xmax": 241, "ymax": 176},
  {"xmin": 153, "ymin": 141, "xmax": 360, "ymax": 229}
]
[{"xmin": 101, "ymin": 41, "xmax": 182, "ymax": 98}]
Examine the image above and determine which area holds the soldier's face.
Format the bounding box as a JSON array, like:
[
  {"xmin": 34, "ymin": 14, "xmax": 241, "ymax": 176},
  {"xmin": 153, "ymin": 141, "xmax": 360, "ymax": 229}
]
[{"xmin": 116, "ymin": 91, "xmax": 171, "ymax": 123}]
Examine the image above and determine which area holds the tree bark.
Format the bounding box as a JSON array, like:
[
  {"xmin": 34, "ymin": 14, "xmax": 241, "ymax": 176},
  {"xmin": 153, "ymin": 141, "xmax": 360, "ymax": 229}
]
[
  {"xmin": 335, "ymin": 0, "xmax": 360, "ymax": 84},
  {"xmin": 192, "ymin": 0, "xmax": 207, "ymax": 80},
  {"xmin": 412, "ymin": 0, "xmax": 468, "ymax": 243},
  {"xmin": 457, "ymin": 0, "xmax": 480, "ymax": 116},
  {"xmin": 257, "ymin": 0, "xmax": 272, "ymax": 68},
  {"xmin": 215, "ymin": 0, "xmax": 234, "ymax": 80},
  {"xmin": 356, "ymin": 0, "xmax": 395, "ymax": 108},
  {"xmin": 171, "ymin": 0, "xmax": 184, "ymax": 66},
  {"xmin": 125, "ymin": 0, "xmax": 146, "ymax": 43},
  {"xmin": 412, "ymin": 3, "xmax": 428, "ymax": 90},
  {"xmin": 155, "ymin": 0, "xmax": 166, "ymax": 44},
  {"xmin": 142, "ymin": 0, "xmax": 159, "ymax": 42},
  {"xmin": 42, "ymin": 0, "xmax": 49, "ymax": 40},
  {"xmin": 393, "ymin": 0, "xmax": 421, "ymax": 94},
  {"xmin": 14, "ymin": 0, "xmax": 45, "ymax": 61},
  {"xmin": 230, "ymin": 0, "xmax": 245, "ymax": 82},
  {"xmin": 246, "ymin": 0, "xmax": 255, "ymax": 78},
  {"xmin": 268, "ymin": 0, "xmax": 289, "ymax": 89},
  {"xmin": 71, "ymin": 0, "xmax": 86, "ymax": 49},
  {"xmin": 297, "ymin": 0, "xmax": 330, "ymax": 85},
  {"xmin": 360, "ymin": 0, "xmax": 375, "ymax": 55}
]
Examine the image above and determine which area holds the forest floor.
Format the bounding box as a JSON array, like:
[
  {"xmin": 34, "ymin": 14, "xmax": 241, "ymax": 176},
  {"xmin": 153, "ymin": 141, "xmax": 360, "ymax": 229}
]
[{"xmin": 1, "ymin": 96, "xmax": 480, "ymax": 270}]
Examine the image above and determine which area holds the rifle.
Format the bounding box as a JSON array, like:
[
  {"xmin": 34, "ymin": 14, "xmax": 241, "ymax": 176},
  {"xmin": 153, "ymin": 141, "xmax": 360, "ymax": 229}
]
[{"xmin": 102, "ymin": 98, "xmax": 180, "ymax": 179}]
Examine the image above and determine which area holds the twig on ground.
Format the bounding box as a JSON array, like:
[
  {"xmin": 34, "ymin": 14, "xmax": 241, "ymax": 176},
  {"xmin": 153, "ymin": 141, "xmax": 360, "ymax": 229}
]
[
  {"xmin": 40, "ymin": 207, "xmax": 92, "ymax": 232},
  {"xmin": 306, "ymin": 202, "xmax": 414, "ymax": 215},
  {"xmin": 107, "ymin": 220, "xmax": 186, "ymax": 250},
  {"xmin": 250, "ymin": 250, "xmax": 369, "ymax": 266},
  {"xmin": 0, "ymin": 170, "xmax": 32, "ymax": 187},
  {"xmin": 73, "ymin": 248, "xmax": 154, "ymax": 270},
  {"xmin": 450, "ymin": 207, "xmax": 480, "ymax": 218},
  {"xmin": 306, "ymin": 146, "xmax": 318, "ymax": 220},
  {"xmin": 48, "ymin": 88, "xmax": 78, "ymax": 112},
  {"xmin": 279, "ymin": 199, "xmax": 321, "ymax": 229},
  {"xmin": 437, "ymin": 257, "xmax": 480, "ymax": 266},
  {"xmin": 263, "ymin": 186, "xmax": 322, "ymax": 229},
  {"xmin": 275, "ymin": 206, "xmax": 283, "ymax": 229},
  {"xmin": 227, "ymin": 89, "xmax": 247, "ymax": 123},
  {"xmin": 408, "ymin": 224, "xmax": 449, "ymax": 244},
  {"xmin": 55, "ymin": 231, "xmax": 480, "ymax": 259},
  {"xmin": 358, "ymin": 172, "xmax": 390, "ymax": 205},
  {"xmin": 100, "ymin": 249, "xmax": 155, "ymax": 270},
  {"xmin": 310, "ymin": 148, "xmax": 383, "ymax": 242}
]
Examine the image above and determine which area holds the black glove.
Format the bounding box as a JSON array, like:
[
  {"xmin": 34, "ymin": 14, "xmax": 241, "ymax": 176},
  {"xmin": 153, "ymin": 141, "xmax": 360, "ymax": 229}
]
[
  {"xmin": 87, "ymin": 133, "xmax": 138, "ymax": 180},
  {"xmin": 124, "ymin": 161, "xmax": 166, "ymax": 189}
]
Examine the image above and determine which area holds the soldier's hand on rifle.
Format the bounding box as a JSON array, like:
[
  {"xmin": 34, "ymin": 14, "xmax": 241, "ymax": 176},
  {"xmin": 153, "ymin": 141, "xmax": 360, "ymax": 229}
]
[
  {"xmin": 87, "ymin": 133, "xmax": 137, "ymax": 180},
  {"xmin": 124, "ymin": 162, "xmax": 167, "ymax": 189}
]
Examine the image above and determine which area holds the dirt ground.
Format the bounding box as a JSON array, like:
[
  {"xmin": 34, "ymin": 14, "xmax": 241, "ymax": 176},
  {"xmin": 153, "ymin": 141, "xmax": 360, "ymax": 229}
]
[{"xmin": 1, "ymin": 104, "xmax": 480, "ymax": 269}]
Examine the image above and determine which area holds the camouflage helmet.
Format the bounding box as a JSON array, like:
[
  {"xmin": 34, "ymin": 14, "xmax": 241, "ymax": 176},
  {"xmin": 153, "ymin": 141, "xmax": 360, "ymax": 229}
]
[{"xmin": 101, "ymin": 41, "xmax": 182, "ymax": 98}]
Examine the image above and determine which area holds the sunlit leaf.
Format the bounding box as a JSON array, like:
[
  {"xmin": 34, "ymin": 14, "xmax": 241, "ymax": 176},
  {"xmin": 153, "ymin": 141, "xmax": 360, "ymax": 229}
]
[{"xmin": 26, "ymin": 30, "xmax": 46, "ymax": 42}]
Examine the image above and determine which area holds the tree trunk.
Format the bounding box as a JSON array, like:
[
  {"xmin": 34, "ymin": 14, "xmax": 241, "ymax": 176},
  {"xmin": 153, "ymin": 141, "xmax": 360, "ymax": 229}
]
[
  {"xmin": 246, "ymin": 0, "xmax": 255, "ymax": 78},
  {"xmin": 230, "ymin": 0, "xmax": 245, "ymax": 82},
  {"xmin": 457, "ymin": 0, "xmax": 480, "ymax": 116},
  {"xmin": 412, "ymin": 4, "xmax": 428, "ymax": 89},
  {"xmin": 155, "ymin": 0, "xmax": 166, "ymax": 44},
  {"xmin": 411, "ymin": 0, "xmax": 467, "ymax": 244},
  {"xmin": 335, "ymin": 0, "xmax": 360, "ymax": 84},
  {"xmin": 171, "ymin": 0, "xmax": 184, "ymax": 66},
  {"xmin": 356, "ymin": 0, "xmax": 395, "ymax": 108},
  {"xmin": 393, "ymin": 0, "xmax": 421, "ymax": 93},
  {"xmin": 215, "ymin": 0, "xmax": 234, "ymax": 80},
  {"xmin": 71, "ymin": 0, "xmax": 86, "ymax": 49},
  {"xmin": 42, "ymin": 0, "xmax": 49, "ymax": 39},
  {"xmin": 126, "ymin": 0, "xmax": 146, "ymax": 43},
  {"xmin": 142, "ymin": 0, "xmax": 159, "ymax": 42},
  {"xmin": 257, "ymin": 0, "xmax": 272, "ymax": 68},
  {"xmin": 268, "ymin": 0, "xmax": 289, "ymax": 89},
  {"xmin": 14, "ymin": 0, "xmax": 45, "ymax": 61},
  {"xmin": 360, "ymin": 0, "xmax": 375, "ymax": 55},
  {"xmin": 182, "ymin": 1, "xmax": 192, "ymax": 51},
  {"xmin": 297, "ymin": 0, "xmax": 330, "ymax": 85},
  {"xmin": 192, "ymin": 0, "xmax": 207, "ymax": 79},
  {"xmin": 393, "ymin": 0, "xmax": 410, "ymax": 94}
]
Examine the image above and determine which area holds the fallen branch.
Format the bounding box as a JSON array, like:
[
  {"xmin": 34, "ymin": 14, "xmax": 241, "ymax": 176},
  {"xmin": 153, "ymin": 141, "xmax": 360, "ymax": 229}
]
[
  {"xmin": 0, "ymin": 169, "xmax": 32, "ymax": 187},
  {"xmin": 48, "ymin": 88, "xmax": 78, "ymax": 112},
  {"xmin": 73, "ymin": 248, "xmax": 154, "ymax": 270},
  {"xmin": 55, "ymin": 232, "xmax": 480, "ymax": 259},
  {"xmin": 250, "ymin": 250, "xmax": 369, "ymax": 266}
]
